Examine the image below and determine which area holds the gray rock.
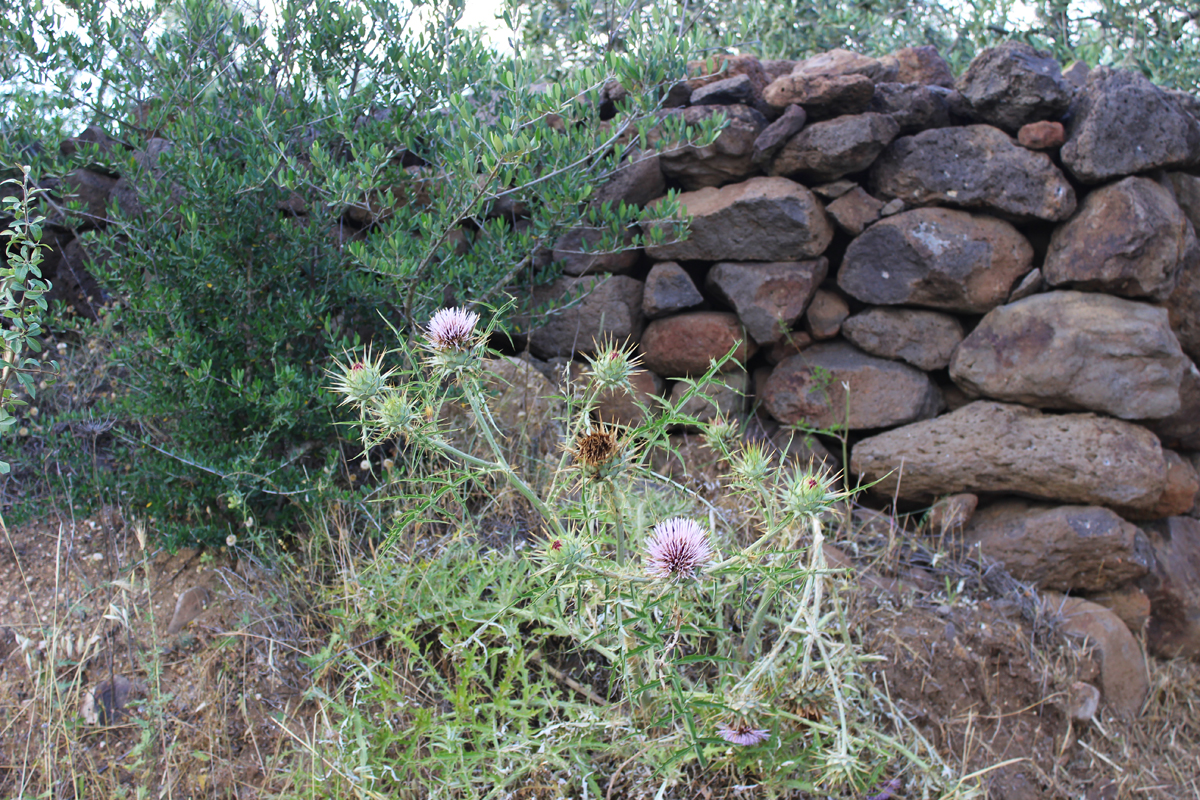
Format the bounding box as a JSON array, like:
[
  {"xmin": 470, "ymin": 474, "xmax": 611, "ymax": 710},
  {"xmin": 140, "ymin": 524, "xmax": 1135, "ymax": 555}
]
[
  {"xmin": 964, "ymin": 500, "xmax": 1152, "ymax": 592},
  {"xmin": 871, "ymin": 124, "xmax": 1077, "ymax": 221},
  {"xmin": 956, "ymin": 40, "xmax": 1073, "ymax": 133},
  {"xmin": 753, "ymin": 104, "xmax": 807, "ymax": 162},
  {"xmin": 645, "ymin": 176, "xmax": 833, "ymax": 262},
  {"xmin": 867, "ymin": 82, "xmax": 957, "ymax": 133},
  {"xmin": 690, "ymin": 74, "xmax": 755, "ymax": 106},
  {"xmin": 841, "ymin": 308, "xmax": 964, "ymax": 370},
  {"xmin": 1044, "ymin": 176, "xmax": 1192, "ymax": 301},
  {"xmin": 1138, "ymin": 516, "xmax": 1200, "ymax": 659},
  {"xmin": 705, "ymin": 259, "xmax": 828, "ymax": 345},
  {"xmin": 763, "ymin": 341, "xmax": 943, "ymax": 430},
  {"xmin": 1061, "ymin": 67, "xmax": 1200, "ymax": 184},
  {"xmin": 1143, "ymin": 361, "xmax": 1200, "ymax": 451},
  {"xmin": 642, "ymin": 262, "xmax": 704, "ymax": 319},
  {"xmin": 526, "ymin": 275, "xmax": 644, "ymax": 359},
  {"xmin": 654, "ymin": 104, "xmax": 767, "ymax": 189},
  {"xmin": 769, "ymin": 112, "xmax": 900, "ymax": 183},
  {"xmin": 838, "ymin": 207, "xmax": 1034, "ymax": 313},
  {"xmin": 949, "ymin": 291, "xmax": 1187, "ymax": 420}
]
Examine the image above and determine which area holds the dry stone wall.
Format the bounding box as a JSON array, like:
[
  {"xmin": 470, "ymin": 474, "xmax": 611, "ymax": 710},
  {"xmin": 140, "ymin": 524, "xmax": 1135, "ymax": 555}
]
[{"xmin": 526, "ymin": 43, "xmax": 1200, "ymax": 667}]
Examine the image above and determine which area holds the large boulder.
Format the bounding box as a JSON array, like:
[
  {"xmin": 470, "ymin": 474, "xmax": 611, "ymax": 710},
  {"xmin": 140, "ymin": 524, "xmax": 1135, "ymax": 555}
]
[
  {"xmin": 769, "ymin": 113, "xmax": 900, "ymax": 182},
  {"xmin": 841, "ymin": 307, "xmax": 964, "ymax": 371},
  {"xmin": 644, "ymin": 177, "xmax": 833, "ymax": 262},
  {"xmin": 640, "ymin": 311, "xmax": 757, "ymax": 377},
  {"xmin": 1044, "ymin": 176, "xmax": 1192, "ymax": 300},
  {"xmin": 526, "ymin": 275, "xmax": 644, "ymax": 359},
  {"xmin": 871, "ymin": 125, "xmax": 1077, "ymax": 221},
  {"xmin": 838, "ymin": 207, "xmax": 1034, "ymax": 312},
  {"xmin": 762, "ymin": 341, "xmax": 943, "ymax": 430},
  {"xmin": 850, "ymin": 401, "xmax": 1169, "ymax": 512},
  {"xmin": 1061, "ymin": 67, "xmax": 1200, "ymax": 184},
  {"xmin": 705, "ymin": 259, "xmax": 827, "ymax": 345},
  {"xmin": 654, "ymin": 105, "xmax": 767, "ymax": 189},
  {"xmin": 955, "ymin": 40, "xmax": 1073, "ymax": 133},
  {"xmin": 949, "ymin": 291, "xmax": 1187, "ymax": 420},
  {"xmin": 963, "ymin": 500, "xmax": 1152, "ymax": 592},
  {"xmin": 1138, "ymin": 516, "xmax": 1200, "ymax": 660}
]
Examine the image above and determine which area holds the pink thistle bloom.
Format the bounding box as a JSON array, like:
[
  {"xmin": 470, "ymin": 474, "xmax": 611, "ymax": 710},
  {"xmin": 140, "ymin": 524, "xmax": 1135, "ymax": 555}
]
[
  {"xmin": 645, "ymin": 517, "xmax": 713, "ymax": 581},
  {"xmin": 426, "ymin": 307, "xmax": 480, "ymax": 351},
  {"xmin": 716, "ymin": 722, "xmax": 770, "ymax": 746}
]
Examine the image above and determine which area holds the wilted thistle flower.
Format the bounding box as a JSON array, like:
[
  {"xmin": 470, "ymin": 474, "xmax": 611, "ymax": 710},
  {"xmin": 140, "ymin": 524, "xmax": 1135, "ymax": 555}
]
[
  {"xmin": 570, "ymin": 423, "xmax": 624, "ymax": 481},
  {"xmin": 330, "ymin": 348, "xmax": 393, "ymax": 407},
  {"xmin": 645, "ymin": 517, "xmax": 714, "ymax": 581},
  {"xmin": 585, "ymin": 338, "xmax": 641, "ymax": 394},
  {"xmin": 715, "ymin": 722, "xmax": 770, "ymax": 746},
  {"xmin": 782, "ymin": 466, "xmax": 839, "ymax": 519}
]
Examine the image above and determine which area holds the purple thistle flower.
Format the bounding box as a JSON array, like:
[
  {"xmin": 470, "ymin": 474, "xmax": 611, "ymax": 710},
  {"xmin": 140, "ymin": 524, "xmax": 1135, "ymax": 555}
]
[
  {"xmin": 716, "ymin": 722, "xmax": 770, "ymax": 746},
  {"xmin": 866, "ymin": 777, "xmax": 902, "ymax": 800},
  {"xmin": 426, "ymin": 307, "xmax": 480, "ymax": 351},
  {"xmin": 645, "ymin": 518, "xmax": 713, "ymax": 581}
]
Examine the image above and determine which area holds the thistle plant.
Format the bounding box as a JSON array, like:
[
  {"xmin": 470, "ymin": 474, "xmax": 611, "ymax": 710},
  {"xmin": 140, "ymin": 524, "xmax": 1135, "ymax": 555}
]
[{"xmin": 331, "ymin": 307, "xmax": 973, "ymax": 796}]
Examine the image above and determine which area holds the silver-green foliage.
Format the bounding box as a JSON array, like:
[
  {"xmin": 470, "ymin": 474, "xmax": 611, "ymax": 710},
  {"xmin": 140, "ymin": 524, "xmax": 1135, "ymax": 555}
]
[{"xmin": 1, "ymin": 167, "xmax": 57, "ymax": 475}]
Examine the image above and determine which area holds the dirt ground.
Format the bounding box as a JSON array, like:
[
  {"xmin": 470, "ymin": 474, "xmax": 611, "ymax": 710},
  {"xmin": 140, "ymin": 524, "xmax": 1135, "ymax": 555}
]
[{"xmin": 1, "ymin": 506, "xmax": 1197, "ymax": 799}]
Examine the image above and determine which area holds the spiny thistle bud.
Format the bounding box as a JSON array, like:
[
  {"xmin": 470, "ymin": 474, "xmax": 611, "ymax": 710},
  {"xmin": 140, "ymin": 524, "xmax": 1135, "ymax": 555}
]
[
  {"xmin": 703, "ymin": 414, "xmax": 741, "ymax": 458},
  {"xmin": 645, "ymin": 517, "xmax": 714, "ymax": 581},
  {"xmin": 570, "ymin": 423, "xmax": 625, "ymax": 481},
  {"xmin": 781, "ymin": 466, "xmax": 839, "ymax": 519},
  {"xmin": 372, "ymin": 390, "xmax": 423, "ymax": 438},
  {"xmin": 585, "ymin": 338, "xmax": 641, "ymax": 394},
  {"xmin": 330, "ymin": 348, "xmax": 393, "ymax": 407},
  {"xmin": 729, "ymin": 440, "xmax": 774, "ymax": 489}
]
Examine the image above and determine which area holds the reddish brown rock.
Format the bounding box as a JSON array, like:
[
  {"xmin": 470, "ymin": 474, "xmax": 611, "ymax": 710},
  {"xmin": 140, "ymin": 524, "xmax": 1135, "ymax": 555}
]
[
  {"xmin": 1062, "ymin": 67, "xmax": 1200, "ymax": 184},
  {"xmin": 871, "ymin": 125, "xmax": 1077, "ymax": 221},
  {"xmin": 640, "ymin": 312, "xmax": 757, "ymax": 377},
  {"xmin": 769, "ymin": 112, "xmax": 900, "ymax": 183},
  {"xmin": 686, "ymin": 53, "xmax": 771, "ymax": 102},
  {"xmin": 594, "ymin": 369, "xmax": 664, "ymax": 427},
  {"xmin": 705, "ymin": 259, "xmax": 828, "ymax": 345},
  {"xmin": 1045, "ymin": 176, "xmax": 1192, "ymax": 300},
  {"xmin": 825, "ymin": 185, "xmax": 885, "ymax": 235},
  {"xmin": 763, "ymin": 342, "xmax": 942, "ymax": 430},
  {"xmin": 763, "ymin": 73, "xmax": 876, "ymax": 119},
  {"xmin": 1045, "ymin": 593, "xmax": 1149, "ymax": 716},
  {"xmin": 1017, "ymin": 120, "xmax": 1065, "ymax": 149},
  {"xmin": 949, "ymin": 291, "xmax": 1187, "ymax": 420},
  {"xmin": 850, "ymin": 401, "xmax": 1169, "ymax": 512},
  {"xmin": 645, "ymin": 177, "xmax": 833, "ymax": 262},
  {"xmin": 963, "ymin": 500, "xmax": 1152, "ymax": 592},
  {"xmin": 1088, "ymin": 585, "xmax": 1152, "ymax": 635},
  {"xmin": 1137, "ymin": 516, "xmax": 1200, "ymax": 659},
  {"xmin": 642, "ymin": 262, "xmax": 704, "ymax": 320},
  {"xmin": 841, "ymin": 308, "xmax": 964, "ymax": 371},
  {"xmin": 1139, "ymin": 450, "xmax": 1200, "ymax": 520},
  {"xmin": 956, "ymin": 41, "xmax": 1073, "ymax": 133},
  {"xmin": 653, "ymin": 105, "xmax": 767, "ymax": 189},
  {"xmin": 803, "ymin": 289, "xmax": 849, "ymax": 340},
  {"xmin": 526, "ymin": 275, "xmax": 644, "ymax": 360},
  {"xmin": 838, "ymin": 207, "xmax": 1034, "ymax": 313},
  {"xmin": 879, "ymin": 46, "xmax": 956, "ymax": 88}
]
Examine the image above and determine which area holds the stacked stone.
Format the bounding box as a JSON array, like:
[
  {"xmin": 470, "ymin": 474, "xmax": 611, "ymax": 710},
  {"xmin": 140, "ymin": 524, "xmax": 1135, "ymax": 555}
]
[{"xmin": 527, "ymin": 43, "xmax": 1200, "ymax": 683}]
